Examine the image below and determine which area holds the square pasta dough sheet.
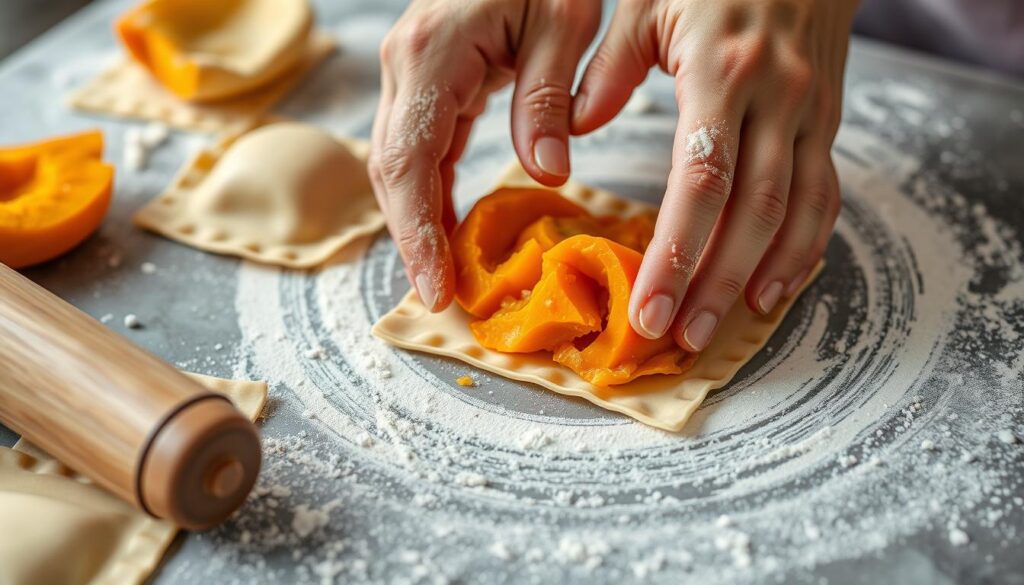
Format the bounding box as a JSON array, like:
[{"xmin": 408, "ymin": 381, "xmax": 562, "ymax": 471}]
[{"xmin": 373, "ymin": 162, "xmax": 823, "ymax": 432}]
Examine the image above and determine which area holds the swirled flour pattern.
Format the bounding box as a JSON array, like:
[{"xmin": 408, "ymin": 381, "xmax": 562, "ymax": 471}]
[{"xmin": 176, "ymin": 104, "xmax": 1020, "ymax": 585}]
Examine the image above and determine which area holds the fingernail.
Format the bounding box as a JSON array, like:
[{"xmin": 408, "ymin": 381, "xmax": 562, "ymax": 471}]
[
  {"xmin": 786, "ymin": 269, "xmax": 809, "ymax": 297},
  {"xmin": 758, "ymin": 281, "xmax": 784, "ymax": 315},
  {"xmin": 533, "ymin": 136, "xmax": 569, "ymax": 177},
  {"xmin": 684, "ymin": 311, "xmax": 718, "ymax": 351},
  {"xmin": 637, "ymin": 293, "xmax": 674, "ymax": 339},
  {"xmin": 415, "ymin": 273, "xmax": 438, "ymax": 311}
]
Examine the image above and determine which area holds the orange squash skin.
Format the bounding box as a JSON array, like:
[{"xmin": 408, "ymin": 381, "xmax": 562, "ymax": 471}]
[
  {"xmin": 451, "ymin": 188, "xmax": 590, "ymax": 319},
  {"xmin": 117, "ymin": 2, "xmax": 203, "ymax": 99},
  {"xmin": 0, "ymin": 131, "xmax": 114, "ymax": 269}
]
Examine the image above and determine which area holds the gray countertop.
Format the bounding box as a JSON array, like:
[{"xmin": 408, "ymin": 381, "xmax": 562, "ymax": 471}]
[{"xmin": 2, "ymin": 1, "xmax": 1023, "ymax": 584}]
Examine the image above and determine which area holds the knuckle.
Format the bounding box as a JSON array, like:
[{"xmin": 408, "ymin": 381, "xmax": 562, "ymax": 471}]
[
  {"xmin": 366, "ymin": 156, "xmax": 384, "ymax": 186},
  {"xmin": 544, "ymin": 0, "xmax": 575, "ymax": 21},
  {"xmin": 377, "ymin": 144, "xmax": 416, "ymax": 187},
  {"xmin": 747, "ymin": 179, "xmax": 788, "ymax": 236},
  {"xmin": 395, "ymin": 221, "xmax": 423, "ymax": 247},
  {"xmin": 782, "ymin": 61, "xmax": 814, "ymax": 105},
  {"xmin": 397, "ymin": 15, "xmax": 438, "ymax": 56},
  {"xmin": 521, "ymin": 80, "xmax": 573, "ymax": 118},
  {"xmin": 802, "ymin": 179, "xmax": 833, "ymax": 221},
  {"xmin": 742, "ymin": 34, "xmax": 772, "ymax": 68},
  {"xmin": 680, "ymin": 159, "xmax": 732, "ymax": 213},
  {"xmin": 784, "ymin": 247, "xmax": 807, "ymax": 269},
  {"xmin": 720, "ymin": 34, "xmax": 770, "ymax": 85},
  {"xmin": 713, "ymin": 273, "xmax": 746, "ymax": 300},
  {"xmin": 584, "ymin": 50, "xmax": 616, "ymax": 81},
  {"xmin": 543, "ymin": 0, "xmax": 601, "ymax": 31}
]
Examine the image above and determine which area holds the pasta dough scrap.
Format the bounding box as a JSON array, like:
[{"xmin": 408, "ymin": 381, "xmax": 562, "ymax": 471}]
[
  {"xmin": 134, "ymin": 122, "xmax": 384, "ymax": 268},
  {"xmin": 0, "ymin": 373, "xmax": 267, "ymax": 585},
  {"xmin": 67, "ymin": 30, "xmax": 335, "ymax": 133},
  {"xmin": 116, "ymin": 0, "xmax": 314, "ymax": 102},
  {"xmin": 372, "ymin": 163, "xmax": 823, "ymax": 431}
]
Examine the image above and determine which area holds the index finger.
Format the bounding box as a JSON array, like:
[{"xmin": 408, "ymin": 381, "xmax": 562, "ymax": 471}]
[
  {"xmin": 627, "ymin": 97, "xmax": 742, "ymax": 339},
  {"xmin": 375, "ymin": 80, "xmax": 461, "ymax": 312}
]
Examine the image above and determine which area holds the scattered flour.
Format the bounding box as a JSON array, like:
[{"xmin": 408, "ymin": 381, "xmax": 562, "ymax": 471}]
[
  {"xmin": 398, "ymin": 86, "xmax": 439, "ymax": 147},
  {"xmin": 122, "ymin": 122, "xmax": 170, "ymax": 172},
  {"xmin": 996, "ymin": 430, "xmax": 1018, "ymax": 445},
  {"xmin": 685, "ymin": 127, "xmax": 715, "ymax": 161},
  {"xmin": 948, "ymin": 528, "xmax": 970, "ymax": 546},
  {"xmin": 205, "ymin": 70, "xmax": 1024, "ymax": 584},
  {"xmin": 291, "ymin": 500, "xmax": 339, "ymax": 538},
  {"xmin": 517, "ymin": 429, "xmax": 553, "ymax": 450}
]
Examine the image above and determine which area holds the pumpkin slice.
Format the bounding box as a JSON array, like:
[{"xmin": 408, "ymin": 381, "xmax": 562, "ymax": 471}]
[
  {"xmin": 472, "ymin": 235, "xmax": 693, "ymax": 386},
  {"xmin": 116, "ymin": 0, "xmax": 313, "ymax": 102},
  {"xmin": 0, "ymin": 131, "xmax": 114, "ymax": 269},
  {"xmin": 600, "ymin": 213, "xmax": 656, "ymax": 253},
  {"xmin": 451, "ymin": 188, "xmax": 590, "ymax": 318},
  {"xmin": 513, "ymin": 215, "xmax": 606, "ymax": 252},
  {"xmin": 547, "ymin": 237, "xmax": 692, "ymax": 386},
  {"xmin": 470, "ymin": 264, "xmax": 602, "ymax": 353},
  {"xmin": 515, "ymin": 212, "xmax": 656, "ymax": 255}
]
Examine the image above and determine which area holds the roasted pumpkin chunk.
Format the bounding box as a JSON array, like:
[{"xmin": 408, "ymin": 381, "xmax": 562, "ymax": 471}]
[
  {"xmin": 472, "ymin": 235, "xmax": 693, "ymax": 386},
  {"xmin": 471, "ymin": 264, "xmax": 602, "ymax": 353},
  {"xmin": 116, "ymin": 0, "xmax": 313, "ymax": 102},
  {"xmin": 600, "ymin": 213, "xmax": 656, "ymax": 253},
  {"xmin": 0, "ymin": 131, "xmax": 114, "ymax": 269},
  {"xmin": 451, "ymin": 188, "xmax": 590, "ymax": 319}
]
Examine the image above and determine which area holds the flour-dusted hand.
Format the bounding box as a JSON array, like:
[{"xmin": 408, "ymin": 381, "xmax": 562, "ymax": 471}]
[
  {"xmin": 370, "ymin": 0, "xmax": 601, "ymax": 311},
  {"xmin": 573, "ymin": 0, "xmax": 858, "ymax": 350}
]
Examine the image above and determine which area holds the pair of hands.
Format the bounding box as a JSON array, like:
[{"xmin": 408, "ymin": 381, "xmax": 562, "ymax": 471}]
[{"xmin": 369, "ymin": 0, "xmax": 858, "ymax": 352}]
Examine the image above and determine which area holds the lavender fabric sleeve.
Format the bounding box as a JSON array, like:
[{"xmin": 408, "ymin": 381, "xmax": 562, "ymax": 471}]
[{"xmin": 855, "ymin": 0, "xmax": 1024, "ymax": 77}]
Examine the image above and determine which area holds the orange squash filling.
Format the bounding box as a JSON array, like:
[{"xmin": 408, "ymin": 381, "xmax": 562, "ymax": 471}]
[
  {"xmin": 0, "ymin": 131, "xmax": 114, "ymax": 269},
  {"xmin": 116, "ymin": 0, "xmax": 312, "ymax": 102},
  {"xmin": 454, "ymin": 188, "xmax": 690, "ymax": 386},
  {"xmin": 451, "ymin": 188, "xmax": 591, "ymax": 319}
]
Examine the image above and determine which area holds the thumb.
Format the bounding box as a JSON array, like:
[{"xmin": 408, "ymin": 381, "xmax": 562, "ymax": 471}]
[
  {"xmin": 512, "ymin": 2, "xmax": 600, "ymax": 186},
  {"xmin": 571, "ymin": 3, "xmax": 655, "ymax": 135}
]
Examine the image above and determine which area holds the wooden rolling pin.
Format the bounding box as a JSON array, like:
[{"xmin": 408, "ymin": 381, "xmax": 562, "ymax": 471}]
[{"xmin": 0, "ymin": 263, "xmax": 261, "ymax": 529}]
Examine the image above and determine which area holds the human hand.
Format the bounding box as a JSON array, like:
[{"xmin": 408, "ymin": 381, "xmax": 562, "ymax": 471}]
[
  {"xmin": 370, "ymin": 0, "xmax": 601, "ymax": 311},
  {"xmin": 572, "ymin": 0, "xmax": 858, "ymax": 351}
]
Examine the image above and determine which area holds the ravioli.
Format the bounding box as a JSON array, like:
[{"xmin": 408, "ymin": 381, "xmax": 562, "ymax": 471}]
[
  {"xmin": 373, "ymin": 163, "xmax": 822, "ymax": 431},
  {"xmin": 116, "ymin": 0, "xmax": 314, "ymax": 102},
  {"xmin": 134, "ymin": 122, "xmax": 385, "ymax": 268},
  {"xmin": 68, "ymin": 0, "xmax": 335, "ymax": 132}
]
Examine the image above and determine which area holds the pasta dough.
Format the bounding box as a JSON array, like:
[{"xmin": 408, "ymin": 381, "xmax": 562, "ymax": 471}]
[
  {"xmin": 116, "ymin": 0, "xmax": 314, "ymax": 102},
  {"xmin": 67, "ymin": 31, "xmax": 335, "ymax": 133},
  {"xmin": 0, "ymin": 373, "xmax": 267, "ymax": 585},
  {"xmin": 134, "ymin": 122, "xmax": 385, "ymax": 267},
  {"xmin": 373, "ymin": 163, "xmax": 823, "ymax": 431}
]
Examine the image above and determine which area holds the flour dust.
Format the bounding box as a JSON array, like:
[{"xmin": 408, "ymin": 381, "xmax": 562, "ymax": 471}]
[{"xmin": 166, "ymin": 81, "xmax": 1023, "ymax": 584}]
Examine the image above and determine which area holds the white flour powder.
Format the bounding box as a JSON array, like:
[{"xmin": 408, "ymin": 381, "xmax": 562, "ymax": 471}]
[{"xmin": 161, "ymin": 78, "xmax": 1024, "ymax": 584}]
